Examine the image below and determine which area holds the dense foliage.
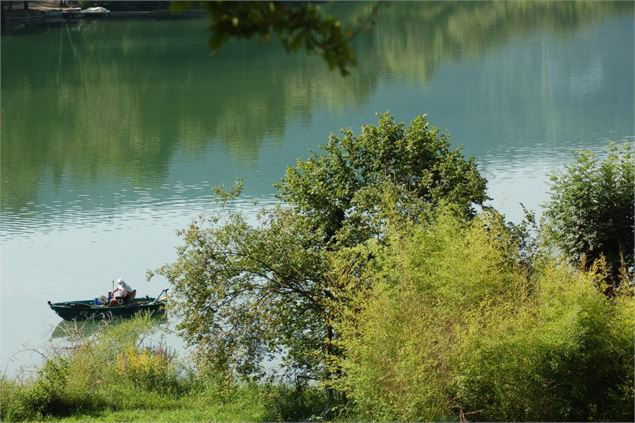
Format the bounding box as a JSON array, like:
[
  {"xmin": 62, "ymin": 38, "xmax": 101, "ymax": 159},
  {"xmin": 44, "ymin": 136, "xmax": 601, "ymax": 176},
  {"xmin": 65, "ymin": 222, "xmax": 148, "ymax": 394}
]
[
  {"xmin": 335, "ymin": 210, "xmax": 634, "ymax": 421},
  {"xmin": 153, "ymin": 114, "xmax": 487, "ymax": 381},
  {"xmin": 9, "ymin": 203, "xmax": 632, "ymax": 422},
  {"xmin": 543, "ymin": 144, "xmax": 634, "ymax": 287},
  {"xmin": 6, "ymin": 116, "xmax": 632, "ymax": 421},
  {"xmin": 278, "ymin": 113, "xmax": 488, "ymax": 243}
]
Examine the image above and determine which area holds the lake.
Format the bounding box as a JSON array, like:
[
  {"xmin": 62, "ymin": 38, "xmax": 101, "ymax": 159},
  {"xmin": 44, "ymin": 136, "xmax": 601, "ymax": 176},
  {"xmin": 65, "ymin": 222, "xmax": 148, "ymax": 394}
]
[{"xmin": 1, "ymin": 1, "xmax": 633, "ymax": 374}]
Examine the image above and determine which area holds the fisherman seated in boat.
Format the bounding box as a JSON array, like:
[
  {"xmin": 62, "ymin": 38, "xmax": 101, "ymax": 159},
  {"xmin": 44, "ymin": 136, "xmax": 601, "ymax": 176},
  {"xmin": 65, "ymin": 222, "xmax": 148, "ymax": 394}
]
[{"xmin": 109, "ymin": 278, "xmax": 136, "ymax": 306}]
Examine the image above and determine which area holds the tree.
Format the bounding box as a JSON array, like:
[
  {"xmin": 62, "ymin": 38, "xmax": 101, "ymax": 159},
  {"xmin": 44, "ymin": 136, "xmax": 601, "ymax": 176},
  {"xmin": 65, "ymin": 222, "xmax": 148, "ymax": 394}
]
[
  {"xmin": 278, "ymin": 113, "xmax": 488, "ymax": 243},
  {"xmin": 543, "ymin": 144, "xmax": 634, "ymax": 289},
  {"xmin": 152, "ymin": 114, "xmax": 488, "ymax": 382},
  {"xmin": 173, "ymin": 1, "xmax": 384, "ymax": 75}
]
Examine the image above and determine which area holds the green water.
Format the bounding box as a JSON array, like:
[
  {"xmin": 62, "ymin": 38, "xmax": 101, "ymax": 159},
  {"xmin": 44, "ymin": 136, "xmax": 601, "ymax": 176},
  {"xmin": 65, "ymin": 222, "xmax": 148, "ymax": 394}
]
[{"xmin": 1, "ymin": 1, "xmax": 633, "ymax": 373}]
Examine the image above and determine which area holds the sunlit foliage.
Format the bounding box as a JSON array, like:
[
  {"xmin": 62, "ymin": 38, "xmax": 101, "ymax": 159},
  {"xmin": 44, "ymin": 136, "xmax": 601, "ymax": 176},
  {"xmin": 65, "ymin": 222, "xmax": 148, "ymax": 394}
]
[
  {"xmin": 335, "ymin": 209, "xmax": 634, "ymax": 421},
  {"xmin": 153, "ymin": 114, "xmax": 486, "ymax": 381},
  {"xmin": 0, "ymin": 316, "xmax": 328, "ymax": 422},
  {"xmin": 543, "ymin": 144, "xmax": 634, "ymax": 289}
]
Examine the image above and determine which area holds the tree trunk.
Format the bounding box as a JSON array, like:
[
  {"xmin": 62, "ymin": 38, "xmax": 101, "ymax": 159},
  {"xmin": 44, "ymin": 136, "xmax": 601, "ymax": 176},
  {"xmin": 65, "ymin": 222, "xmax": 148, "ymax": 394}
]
[{"xmin": 325, "ymin": 324, "xmax": 336, "ymax": 404}]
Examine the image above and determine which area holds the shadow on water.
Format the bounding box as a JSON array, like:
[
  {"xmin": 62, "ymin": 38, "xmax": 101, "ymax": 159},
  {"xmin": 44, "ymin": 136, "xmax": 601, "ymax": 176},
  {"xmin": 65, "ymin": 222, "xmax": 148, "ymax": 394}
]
[{"xmin": 51, "ymin": 313, "xmax": 169, "ymax": 340}]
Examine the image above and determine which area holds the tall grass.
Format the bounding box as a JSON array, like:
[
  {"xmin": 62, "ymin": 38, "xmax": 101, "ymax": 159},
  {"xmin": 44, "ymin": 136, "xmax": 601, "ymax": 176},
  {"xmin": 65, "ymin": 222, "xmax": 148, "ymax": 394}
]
[
  {"xmin": 1, "ymin": 315, "xmax": 181, "ymax": 421},
  {"xmin": 0, "ymin": 315, "xmax": 331, "ymax": 422}
]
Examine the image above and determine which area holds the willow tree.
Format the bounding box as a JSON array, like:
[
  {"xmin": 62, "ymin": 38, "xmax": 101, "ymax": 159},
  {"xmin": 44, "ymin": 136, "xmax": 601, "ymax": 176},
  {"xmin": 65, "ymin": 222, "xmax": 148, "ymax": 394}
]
[{"xmin": 152, "ymin": 114, "xmax": 488, "ymax": 382}]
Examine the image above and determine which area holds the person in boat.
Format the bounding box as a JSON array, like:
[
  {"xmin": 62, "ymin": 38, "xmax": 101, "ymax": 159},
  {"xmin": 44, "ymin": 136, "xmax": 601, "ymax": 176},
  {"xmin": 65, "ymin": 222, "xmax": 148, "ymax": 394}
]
[{"xmin": 109, "ymin": 278, "xmax": 135, "ymax": 306}]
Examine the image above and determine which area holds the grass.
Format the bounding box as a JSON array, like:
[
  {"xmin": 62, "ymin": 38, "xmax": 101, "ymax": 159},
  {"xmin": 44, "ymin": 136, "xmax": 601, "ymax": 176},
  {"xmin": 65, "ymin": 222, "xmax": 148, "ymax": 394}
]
[
  {"xmin": 1, "ymin": 379, "xmax": 330, "ymax": 422},
  {"xmin": 0, "ymin": 316, "xmax": 329, "ymax": 422},
  {"xmin": 36, "ymin": 389, "xmax": 270, "ymax": 422}
]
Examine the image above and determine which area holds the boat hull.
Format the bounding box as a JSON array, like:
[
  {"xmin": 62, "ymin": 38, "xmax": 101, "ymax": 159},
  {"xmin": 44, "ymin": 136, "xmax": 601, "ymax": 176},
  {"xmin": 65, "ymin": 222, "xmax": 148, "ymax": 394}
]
[{"xmin": 48, "ymin": 297, "xmax": 166, "ymax": 321}]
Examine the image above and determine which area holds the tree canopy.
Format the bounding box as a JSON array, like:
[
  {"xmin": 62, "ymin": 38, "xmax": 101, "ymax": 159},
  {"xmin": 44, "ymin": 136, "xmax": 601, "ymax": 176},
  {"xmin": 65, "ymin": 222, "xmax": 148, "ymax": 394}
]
[{"xmin": 153, "ymin": 114, "xmax": 487, "ymax": 381}]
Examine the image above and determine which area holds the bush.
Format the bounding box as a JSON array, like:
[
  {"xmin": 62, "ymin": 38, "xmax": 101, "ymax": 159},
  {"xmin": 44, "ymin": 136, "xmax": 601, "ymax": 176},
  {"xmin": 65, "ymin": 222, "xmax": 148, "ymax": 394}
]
[
  {"xmin": 0, "ymin": 315, "xmax": 191, "ymax": 421},
  {"xmin": 335, "ymin": 210, "xmax": 634, "ymax": 421},
  {"xmin": 0, "ymin": 378, "xmax": 21, "ymax": 421},
  {"xmin": 2, "ymin": 357, "xmax": 99, "ymax": 421},
  {"xmin": 17, "ymin": 358, "xmax": 70, "ymax": 417},
  {"xmin": 455, "ymin": 263, "xmax": 634, "ymax": 421},
  {"xmin": 543, "ymin": 144, "xmax": 634, "ymax": 288},
  {"xmin": 335, "ymin": 210, "xmax": 528, "ymax": 420},
  {"xmin": 0, "ymin": 314, "xmax": 339, "ymax": 422},
  {"xmin": 116, "ymin": 345, "xmax": 182, "ymax": 395}
]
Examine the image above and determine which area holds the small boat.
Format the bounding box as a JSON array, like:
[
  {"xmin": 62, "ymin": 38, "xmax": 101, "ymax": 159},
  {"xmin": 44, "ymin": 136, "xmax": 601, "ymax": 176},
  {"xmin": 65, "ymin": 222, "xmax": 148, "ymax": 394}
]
[
  {"xmin": 48, "ymin": 289, "xmax": 168, "ymax": 321},
  {"xmin": 80, "ymin": 6, "xmax": 110, "ymax": 15}
]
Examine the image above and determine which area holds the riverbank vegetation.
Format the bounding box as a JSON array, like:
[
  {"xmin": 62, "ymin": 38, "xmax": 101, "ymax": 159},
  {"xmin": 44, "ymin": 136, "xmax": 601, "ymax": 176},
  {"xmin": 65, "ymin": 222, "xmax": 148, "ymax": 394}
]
[
  {"xmin": 0, "ymin": 316, "xmax": 328, "ymax": 422},
  {"xmin": 335, "ymin": 209, "xmax": 633, "ymax": 421},
  {"xmin": 1, "ymin": 115, "xmax": 632, "ymax": 422}
]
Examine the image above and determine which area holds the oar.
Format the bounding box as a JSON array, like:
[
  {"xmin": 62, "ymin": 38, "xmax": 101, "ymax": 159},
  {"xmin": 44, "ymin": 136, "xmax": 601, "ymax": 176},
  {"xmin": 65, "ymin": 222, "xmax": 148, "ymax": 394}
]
[{"xmin": 152, "ymin": 288, "xmax": 169, "ymax": 304}]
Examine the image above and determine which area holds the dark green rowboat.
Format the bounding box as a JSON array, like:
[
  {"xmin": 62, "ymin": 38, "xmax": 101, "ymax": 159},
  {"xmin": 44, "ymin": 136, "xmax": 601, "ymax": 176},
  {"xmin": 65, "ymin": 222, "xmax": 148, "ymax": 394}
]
[{"xmin": 48, "ymin": 289, "xmax": 168, "ymax": 321}]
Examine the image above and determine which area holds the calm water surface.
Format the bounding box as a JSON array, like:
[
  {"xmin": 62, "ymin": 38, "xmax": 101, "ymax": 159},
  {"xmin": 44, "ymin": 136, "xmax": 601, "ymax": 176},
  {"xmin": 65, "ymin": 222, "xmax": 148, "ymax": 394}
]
[{"xmin": 1, "ymin": 2, "xmax": 633, "ymax": 373}]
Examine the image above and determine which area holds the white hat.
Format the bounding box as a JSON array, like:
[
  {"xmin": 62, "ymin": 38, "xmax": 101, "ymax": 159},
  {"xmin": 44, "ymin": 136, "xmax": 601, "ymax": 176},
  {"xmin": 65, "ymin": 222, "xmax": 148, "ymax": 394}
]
[{"xmin": 117, "ymin": 278, "xmax": 125, "ymax": 285}]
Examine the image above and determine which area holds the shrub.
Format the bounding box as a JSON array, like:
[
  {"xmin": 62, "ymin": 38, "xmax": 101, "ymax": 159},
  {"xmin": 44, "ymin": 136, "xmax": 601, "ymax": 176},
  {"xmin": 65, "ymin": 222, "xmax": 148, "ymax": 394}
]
[
  {"xmin": 543, "ymin": 143, "xmax": 634, "ymax": 288},
  {"xmin": 9, "ymin": 357, "xmax": 97, "ymax": 420},
  {"xmin": 335, "ymin": 210, "xmax": 528, "ymax": 420},
  {"xmin": 21, "ymin": 358, "xmax": 69, "ymax": 415},
  {"xmin": 455, "ymin": 263, "xmax": 634, "ymax": 421},
  {"xmin": 335, "ymin": 210, "xmax": 634, "ymax": 421},
  {"xmin": 0, "ymin": 377, "xmax": 22, "ymax": 422},
  {"xmin": 116, "ymin": 345, "xmax": 182, "ymax": 394},
  {"xmin": 1, "ymin": 315, "xmax": 190, "ymax": 421},
  {"xmin": 260, "ymin": 383, "xmax": 333, "ymax": 421}
]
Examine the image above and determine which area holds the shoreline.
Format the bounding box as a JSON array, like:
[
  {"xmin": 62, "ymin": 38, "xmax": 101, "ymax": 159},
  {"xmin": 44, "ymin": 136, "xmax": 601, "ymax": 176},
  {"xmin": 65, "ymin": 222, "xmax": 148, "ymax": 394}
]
[{"xmin": 1, "ymin": 7, "xmax": 206, "ymax": 34}]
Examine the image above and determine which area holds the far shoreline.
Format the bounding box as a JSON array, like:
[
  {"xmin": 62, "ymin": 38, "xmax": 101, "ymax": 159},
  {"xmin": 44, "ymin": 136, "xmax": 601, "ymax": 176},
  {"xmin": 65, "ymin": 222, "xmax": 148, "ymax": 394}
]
[{"xmin": 1, "ymin": 4, "xmax": 206, "ymax": 35}]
